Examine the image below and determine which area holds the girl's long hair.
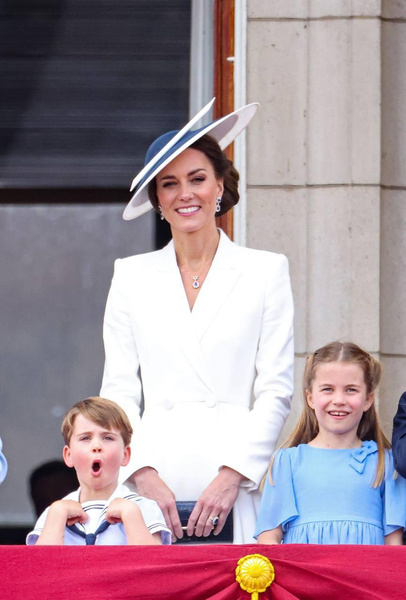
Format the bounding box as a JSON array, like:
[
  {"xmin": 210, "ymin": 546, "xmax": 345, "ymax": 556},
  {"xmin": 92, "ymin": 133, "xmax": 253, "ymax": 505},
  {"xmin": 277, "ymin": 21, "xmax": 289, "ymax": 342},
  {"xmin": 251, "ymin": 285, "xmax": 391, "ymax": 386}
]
[{"xmin": 268, "ymin": 341, "xmax": 390, "ymax": 487}]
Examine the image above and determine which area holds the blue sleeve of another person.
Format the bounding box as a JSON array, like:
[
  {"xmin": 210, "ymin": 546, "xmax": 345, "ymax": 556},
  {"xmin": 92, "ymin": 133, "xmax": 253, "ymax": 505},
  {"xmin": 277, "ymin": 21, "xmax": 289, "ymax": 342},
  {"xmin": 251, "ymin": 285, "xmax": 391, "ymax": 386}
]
[
  {"xmin": 383, "ymin": 449, "xmax": 406, "ymax": 536},
  {"xmin": 392, "ymin": 392, "xmax": 406, "ymax": 478},
  {"xmin": 0, "ymin": 437, "xmax": 7, "ymax": 484}
]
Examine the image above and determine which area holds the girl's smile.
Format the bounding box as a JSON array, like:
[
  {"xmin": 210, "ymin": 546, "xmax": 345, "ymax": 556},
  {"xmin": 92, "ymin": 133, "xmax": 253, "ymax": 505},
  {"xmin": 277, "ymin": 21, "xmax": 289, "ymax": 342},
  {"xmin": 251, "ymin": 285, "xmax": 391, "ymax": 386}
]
[
  {"xmin": 329, "ymin": 411, "xmax": 350, "ymax": 418},
  {"xmin": 306, "ymin": 361, "xmax": 374, "ymax": 448}
]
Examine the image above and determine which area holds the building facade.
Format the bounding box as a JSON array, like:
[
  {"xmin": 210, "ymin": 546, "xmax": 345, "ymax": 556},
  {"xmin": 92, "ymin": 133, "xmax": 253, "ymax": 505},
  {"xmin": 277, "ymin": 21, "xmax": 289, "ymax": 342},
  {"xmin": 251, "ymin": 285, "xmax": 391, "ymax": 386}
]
[{"xmin": 236, "ymin": 0, "xmax": 405, "ymax": 437}]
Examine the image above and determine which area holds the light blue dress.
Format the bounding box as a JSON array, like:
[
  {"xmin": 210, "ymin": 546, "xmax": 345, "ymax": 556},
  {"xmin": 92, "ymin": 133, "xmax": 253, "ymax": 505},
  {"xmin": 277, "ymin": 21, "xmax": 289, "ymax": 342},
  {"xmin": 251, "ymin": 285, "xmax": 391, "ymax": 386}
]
[{"xmin": 255, "ymin": 441, "xmax": 406, "ymax": 544}]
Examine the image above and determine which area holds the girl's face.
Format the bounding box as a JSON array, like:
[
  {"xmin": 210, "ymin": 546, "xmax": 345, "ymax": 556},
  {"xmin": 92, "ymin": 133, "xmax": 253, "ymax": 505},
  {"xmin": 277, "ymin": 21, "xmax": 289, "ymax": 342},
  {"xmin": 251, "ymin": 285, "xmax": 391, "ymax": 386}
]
[
  {"xmin": 305, "ymin": 361, "xmax": 374, "ymax": 447},
  {"xmin": 155, "ymin": 147, "xmax": 223, "ymax": 236}
]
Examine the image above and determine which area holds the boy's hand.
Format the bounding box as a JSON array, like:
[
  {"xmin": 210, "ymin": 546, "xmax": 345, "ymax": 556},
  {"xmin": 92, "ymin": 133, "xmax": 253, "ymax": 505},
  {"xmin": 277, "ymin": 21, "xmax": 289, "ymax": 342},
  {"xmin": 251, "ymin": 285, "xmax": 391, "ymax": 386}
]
[
  {"xmin": 35, "ymin": 500, "xmax": 87, "ymax": 545},
  {"xmin": 106, "ymin": 498, "xmax": 161, "ymax": 545},
  {"xmin": 51, "ymin": 499, "xmax": 88, "ymax": 526},
  {"xmin": 105, "ymin": 497, "xmax": 139, "ymax": 524}
]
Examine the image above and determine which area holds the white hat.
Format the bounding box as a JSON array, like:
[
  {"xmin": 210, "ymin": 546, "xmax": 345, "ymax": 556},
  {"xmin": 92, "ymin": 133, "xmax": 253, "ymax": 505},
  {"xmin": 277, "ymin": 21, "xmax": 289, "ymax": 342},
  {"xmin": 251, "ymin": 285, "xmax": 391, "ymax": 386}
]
[{"xmin": 123, "ymin": 98, "xmax": 259, "ymax": 220}]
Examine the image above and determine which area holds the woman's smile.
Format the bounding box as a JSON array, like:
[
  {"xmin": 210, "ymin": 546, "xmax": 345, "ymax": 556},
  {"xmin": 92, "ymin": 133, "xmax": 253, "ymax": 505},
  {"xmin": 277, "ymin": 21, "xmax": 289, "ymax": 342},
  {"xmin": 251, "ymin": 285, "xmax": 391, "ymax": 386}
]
[
  {"xmin": 156, "ymin": 147, "xmax": 223, "ymax": 234},
  {"xmin": 176, "ymin": 205, "xmax": 200, "ymax": 215}
]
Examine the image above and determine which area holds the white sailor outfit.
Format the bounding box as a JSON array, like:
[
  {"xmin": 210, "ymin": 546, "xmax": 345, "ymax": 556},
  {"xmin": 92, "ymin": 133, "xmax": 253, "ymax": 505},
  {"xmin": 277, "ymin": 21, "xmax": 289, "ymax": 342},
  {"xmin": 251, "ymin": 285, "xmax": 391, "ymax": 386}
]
[{"xmin": 26, "ymin": 483, "xmax": 171, "ymax": 545}]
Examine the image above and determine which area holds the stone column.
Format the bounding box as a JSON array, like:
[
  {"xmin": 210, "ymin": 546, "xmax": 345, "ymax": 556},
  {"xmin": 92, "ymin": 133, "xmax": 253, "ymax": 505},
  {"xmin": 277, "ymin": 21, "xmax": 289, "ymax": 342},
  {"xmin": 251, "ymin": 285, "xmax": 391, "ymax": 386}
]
[
  {"xmin": 380, "ymin": 1, "xmax": 406, "ymax": 431},
  {"xmin": 245, "ymin": 1, "xmax": 384, "ymax": 434}
]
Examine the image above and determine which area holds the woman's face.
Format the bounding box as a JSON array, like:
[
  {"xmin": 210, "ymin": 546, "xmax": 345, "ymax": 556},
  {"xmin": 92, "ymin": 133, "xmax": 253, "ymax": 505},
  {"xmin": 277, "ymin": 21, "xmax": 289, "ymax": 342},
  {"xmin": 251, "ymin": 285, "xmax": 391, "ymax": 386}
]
[{"xmin": 155, "ymin": 147, "xmax": 224, "ymax": 235}]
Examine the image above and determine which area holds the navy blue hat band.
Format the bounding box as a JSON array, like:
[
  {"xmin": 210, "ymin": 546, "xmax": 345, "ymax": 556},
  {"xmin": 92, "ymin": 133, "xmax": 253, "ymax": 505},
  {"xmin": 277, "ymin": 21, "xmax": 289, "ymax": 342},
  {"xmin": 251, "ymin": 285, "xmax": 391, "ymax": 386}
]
[{"xmin": 123, "ymin": 99, "xmax": 259, "ymax": 220}]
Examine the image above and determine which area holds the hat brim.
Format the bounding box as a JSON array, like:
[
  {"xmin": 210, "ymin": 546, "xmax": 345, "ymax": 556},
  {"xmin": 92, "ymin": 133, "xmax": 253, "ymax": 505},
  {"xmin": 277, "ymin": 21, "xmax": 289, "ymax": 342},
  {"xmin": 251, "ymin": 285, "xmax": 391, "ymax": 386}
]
[{"xmin": 123, "ymin": 99, "xmax": 259, "ymax": 220}]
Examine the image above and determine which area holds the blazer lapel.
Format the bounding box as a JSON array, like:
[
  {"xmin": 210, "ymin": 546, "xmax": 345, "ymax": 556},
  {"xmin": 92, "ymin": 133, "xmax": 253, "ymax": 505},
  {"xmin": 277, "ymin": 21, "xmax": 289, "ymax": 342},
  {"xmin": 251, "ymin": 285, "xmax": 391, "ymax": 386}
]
[
  {"xmin": 192, "ymin": 231, "xmax": 242, "ymax": 341},
  {"xmin": 157, "ymin": 241, "xmax": 215, "ymax": 393}
]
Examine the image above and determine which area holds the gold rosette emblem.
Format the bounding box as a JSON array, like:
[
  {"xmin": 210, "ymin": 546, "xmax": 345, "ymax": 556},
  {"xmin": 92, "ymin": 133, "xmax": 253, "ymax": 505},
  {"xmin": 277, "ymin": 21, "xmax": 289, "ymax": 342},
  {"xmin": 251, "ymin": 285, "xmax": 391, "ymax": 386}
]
[{"xmin": 235, "ymin": 553, "xmax": 275, "ymax": 600}]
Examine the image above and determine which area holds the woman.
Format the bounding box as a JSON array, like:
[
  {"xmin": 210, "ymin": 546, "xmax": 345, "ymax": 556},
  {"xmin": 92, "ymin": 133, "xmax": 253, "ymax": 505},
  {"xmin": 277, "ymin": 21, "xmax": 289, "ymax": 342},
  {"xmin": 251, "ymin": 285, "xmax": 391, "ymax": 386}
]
[{"xmin": 100, "ymin": 99, "xmax": 294, "ymax": 543}]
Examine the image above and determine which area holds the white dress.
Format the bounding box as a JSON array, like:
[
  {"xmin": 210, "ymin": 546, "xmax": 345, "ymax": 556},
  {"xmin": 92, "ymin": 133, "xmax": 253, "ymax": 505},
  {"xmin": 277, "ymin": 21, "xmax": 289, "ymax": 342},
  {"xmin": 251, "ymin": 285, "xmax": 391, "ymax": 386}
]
[{"xmin": 100, "ymin": 230, "xmax": 294, "ymax": 543}]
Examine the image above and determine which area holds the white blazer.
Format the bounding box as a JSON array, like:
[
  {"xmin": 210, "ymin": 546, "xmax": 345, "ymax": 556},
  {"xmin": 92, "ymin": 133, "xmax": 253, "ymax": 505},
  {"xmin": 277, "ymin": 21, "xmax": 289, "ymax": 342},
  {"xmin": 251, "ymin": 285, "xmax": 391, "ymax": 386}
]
[{"xmin": 100, "ymin": 230, "xmax": 294, "ymax": 543}]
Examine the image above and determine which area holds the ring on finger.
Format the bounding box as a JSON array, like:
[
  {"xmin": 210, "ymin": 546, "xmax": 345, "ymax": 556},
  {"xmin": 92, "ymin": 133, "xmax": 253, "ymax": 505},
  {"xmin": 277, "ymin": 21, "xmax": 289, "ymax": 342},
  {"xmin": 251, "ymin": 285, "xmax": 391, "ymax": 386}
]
[{"xmin": 208, "ymin": 516, "xmax": 219, "ymax": 527}]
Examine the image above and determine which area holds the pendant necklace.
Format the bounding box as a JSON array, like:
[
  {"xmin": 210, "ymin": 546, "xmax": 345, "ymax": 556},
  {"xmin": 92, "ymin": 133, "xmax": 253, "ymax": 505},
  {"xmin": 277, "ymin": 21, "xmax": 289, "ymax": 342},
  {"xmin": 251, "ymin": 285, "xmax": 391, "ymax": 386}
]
[
  {"xmin": 179, "ymin": 255, "xmax": 216, "ymax": 290},
  {"xmin": 191, "ymin": 259, "xmax": 212, "ymax": 289}
]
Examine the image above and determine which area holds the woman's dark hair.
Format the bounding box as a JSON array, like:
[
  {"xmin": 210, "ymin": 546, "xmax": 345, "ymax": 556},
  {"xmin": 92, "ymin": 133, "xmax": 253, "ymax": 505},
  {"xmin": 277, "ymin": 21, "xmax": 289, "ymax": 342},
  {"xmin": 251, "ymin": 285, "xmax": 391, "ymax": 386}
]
[{"xmin": 147, "ymin": 134, "xmax": 240, "ymax": 217}]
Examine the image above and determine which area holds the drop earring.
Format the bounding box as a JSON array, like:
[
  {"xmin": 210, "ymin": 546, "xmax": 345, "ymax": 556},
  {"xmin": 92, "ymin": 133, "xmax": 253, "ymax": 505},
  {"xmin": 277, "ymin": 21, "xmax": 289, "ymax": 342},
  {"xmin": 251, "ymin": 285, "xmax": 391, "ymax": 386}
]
[
  {"xmin": 215, "ymin": 197, "xmax": 222, "ymax": 213},
  {"xmin": 158, "ymin": 205, "xmax": 165, "ymax": 220}
]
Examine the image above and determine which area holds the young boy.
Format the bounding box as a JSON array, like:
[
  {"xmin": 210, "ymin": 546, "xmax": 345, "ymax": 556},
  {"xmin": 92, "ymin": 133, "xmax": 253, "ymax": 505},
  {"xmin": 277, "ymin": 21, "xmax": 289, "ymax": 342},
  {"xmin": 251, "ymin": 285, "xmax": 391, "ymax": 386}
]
[{"xmin": 26, "ymin": 397, "xmax": 171, "ymax": 545}]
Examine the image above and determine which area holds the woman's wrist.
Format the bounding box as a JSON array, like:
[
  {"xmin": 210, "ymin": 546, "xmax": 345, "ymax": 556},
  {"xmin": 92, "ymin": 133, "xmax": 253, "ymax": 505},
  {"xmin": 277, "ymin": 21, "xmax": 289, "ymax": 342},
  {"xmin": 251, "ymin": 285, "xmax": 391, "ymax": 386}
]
[
  {"xmin": 131, "ymin": 466, "xmax": 158, "ymax": 485},
  {"xmin": 219, "ymin": 466, "xmax": 245, "ymax": 486}
]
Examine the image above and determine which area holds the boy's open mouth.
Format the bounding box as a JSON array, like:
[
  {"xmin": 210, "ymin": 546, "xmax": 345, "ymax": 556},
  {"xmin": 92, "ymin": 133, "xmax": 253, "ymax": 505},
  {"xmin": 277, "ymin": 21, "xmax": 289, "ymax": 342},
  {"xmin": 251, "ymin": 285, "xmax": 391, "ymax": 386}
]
[{"xmin": 92, "ymin": 460, "xmax": 101, "ymax": 473}]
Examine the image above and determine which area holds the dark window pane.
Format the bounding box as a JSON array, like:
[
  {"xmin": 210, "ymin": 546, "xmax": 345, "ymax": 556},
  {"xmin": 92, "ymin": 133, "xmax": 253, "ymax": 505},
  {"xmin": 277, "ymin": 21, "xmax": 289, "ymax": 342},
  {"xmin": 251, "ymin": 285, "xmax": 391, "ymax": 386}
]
[{"xmin": 0, "ymin": 0, "xmax": 191, "ymax": 188}]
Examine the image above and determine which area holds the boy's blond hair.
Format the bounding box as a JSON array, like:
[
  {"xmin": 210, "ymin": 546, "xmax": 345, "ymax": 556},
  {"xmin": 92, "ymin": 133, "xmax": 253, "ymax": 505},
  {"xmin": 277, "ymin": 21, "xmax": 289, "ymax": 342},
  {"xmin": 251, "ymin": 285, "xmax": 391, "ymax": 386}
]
[{"xmin": 61, "ymin": 396, "xmax": 133, "ymax": 447}]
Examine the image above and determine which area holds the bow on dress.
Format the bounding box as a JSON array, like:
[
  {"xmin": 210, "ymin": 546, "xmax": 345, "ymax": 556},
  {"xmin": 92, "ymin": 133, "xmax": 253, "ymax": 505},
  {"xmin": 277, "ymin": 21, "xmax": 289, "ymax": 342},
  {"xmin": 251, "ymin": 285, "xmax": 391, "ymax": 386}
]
[{"xmin": 349, "ymin": 441, "xmax": 378, "ymax": 474}]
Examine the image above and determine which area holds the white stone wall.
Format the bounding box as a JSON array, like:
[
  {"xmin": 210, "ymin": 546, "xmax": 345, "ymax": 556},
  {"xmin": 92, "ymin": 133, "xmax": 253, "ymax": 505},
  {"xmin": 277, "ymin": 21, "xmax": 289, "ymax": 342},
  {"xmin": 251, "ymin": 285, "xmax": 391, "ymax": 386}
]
[
  {"xmin": 380, "ymin": 1, "xmax": 406, "ymax": 434},
  {"xmin": 244, "ymin": 0, "xmax": 405, "ymax": 439}
]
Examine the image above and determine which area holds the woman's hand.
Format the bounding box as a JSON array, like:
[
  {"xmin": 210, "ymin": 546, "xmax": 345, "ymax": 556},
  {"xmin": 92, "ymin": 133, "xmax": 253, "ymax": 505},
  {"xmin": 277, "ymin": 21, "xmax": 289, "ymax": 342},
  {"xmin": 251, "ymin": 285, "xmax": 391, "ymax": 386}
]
[
  {"xmin": 186, "ymin": 467, "xmax": 243, "ymax": 538},
  {"xmin": 132, "ymin": 467, "xmax": 183, "ymax": 541}
]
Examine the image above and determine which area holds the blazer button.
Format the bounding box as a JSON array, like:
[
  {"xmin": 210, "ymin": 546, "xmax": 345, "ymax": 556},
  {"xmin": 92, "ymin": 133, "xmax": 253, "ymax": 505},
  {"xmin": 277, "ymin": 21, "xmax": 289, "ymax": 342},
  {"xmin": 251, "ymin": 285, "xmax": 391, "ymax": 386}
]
[
  {"xmin": 162, "ymin": 399, "xmax": 173, "ymax": 410},
  {"xmin": 205, "ymin": 398, "xmax": 216, "ymax": 408}
]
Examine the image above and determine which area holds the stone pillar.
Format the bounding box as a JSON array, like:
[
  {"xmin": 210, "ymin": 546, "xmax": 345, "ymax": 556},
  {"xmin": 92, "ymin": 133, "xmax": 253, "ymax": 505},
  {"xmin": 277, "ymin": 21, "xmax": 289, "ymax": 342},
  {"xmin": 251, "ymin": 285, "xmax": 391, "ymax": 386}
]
[
  {"xmin": 380, "ymin": 1, "xmax": 406, "ymax": 431},
  {"xmin": 245, "ymin": 1, "xmax": 386, "ymax": 434}
]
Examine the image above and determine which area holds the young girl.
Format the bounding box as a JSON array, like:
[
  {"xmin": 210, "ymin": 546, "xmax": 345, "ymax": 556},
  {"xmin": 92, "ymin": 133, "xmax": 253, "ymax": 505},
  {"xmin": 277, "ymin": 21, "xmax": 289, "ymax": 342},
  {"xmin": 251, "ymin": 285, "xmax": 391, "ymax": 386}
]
[{"xmin": 255, "ymin": 341, "xmax": 406, "ymax": 545}]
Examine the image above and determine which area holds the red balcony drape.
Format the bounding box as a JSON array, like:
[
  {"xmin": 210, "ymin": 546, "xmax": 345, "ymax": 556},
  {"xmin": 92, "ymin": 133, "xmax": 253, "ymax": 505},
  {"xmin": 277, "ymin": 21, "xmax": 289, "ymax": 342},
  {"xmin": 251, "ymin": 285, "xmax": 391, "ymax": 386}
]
[{"xmin": 2, "ymin": 543, "xmax": 404, "ymax": 600}]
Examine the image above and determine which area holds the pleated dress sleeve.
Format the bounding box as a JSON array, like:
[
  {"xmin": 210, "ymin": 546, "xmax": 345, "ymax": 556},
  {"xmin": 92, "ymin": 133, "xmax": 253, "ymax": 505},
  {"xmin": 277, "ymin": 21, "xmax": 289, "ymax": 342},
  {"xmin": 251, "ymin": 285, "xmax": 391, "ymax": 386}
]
[{"xmin": 254, "ymin": 448, "xmax": 299, "ymax": 538}]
